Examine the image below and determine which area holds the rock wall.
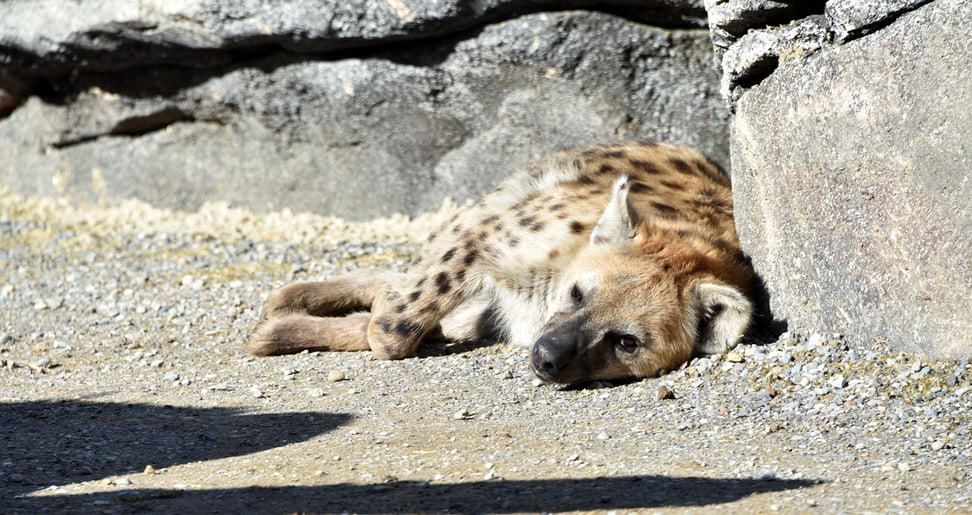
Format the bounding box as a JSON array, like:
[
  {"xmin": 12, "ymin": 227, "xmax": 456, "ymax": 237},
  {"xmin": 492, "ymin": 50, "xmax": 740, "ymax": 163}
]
[
  {"xmin": 712, "ymin": 0, "xmax": 971, "ymax": 358},
  {"xmin": 0, "ymin": 0, "xmax": 727, "ymax": 219}
]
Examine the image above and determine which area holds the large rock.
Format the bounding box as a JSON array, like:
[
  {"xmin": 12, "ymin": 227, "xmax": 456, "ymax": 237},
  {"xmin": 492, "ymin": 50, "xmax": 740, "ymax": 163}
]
[
  {"xmin": 704, "ymin": 0, "xmax": 935, "ymax": 109},
  {"xmin": 731, "ymin": 0, "xmax": 971, "ymax": 358},
  {"xmin": 0, "ymin": 0, "xmax": 709, "ymax": 76},
  {"xmin": 0, "ymin": 3, "xmax": 727, "ymax": 219}
]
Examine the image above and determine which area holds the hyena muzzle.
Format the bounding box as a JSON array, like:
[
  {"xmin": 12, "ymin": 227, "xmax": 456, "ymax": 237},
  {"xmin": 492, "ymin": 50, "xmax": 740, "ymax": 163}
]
[{"xmin": 246, "ymin": 142, "xmax": 756, "ymax": 385}]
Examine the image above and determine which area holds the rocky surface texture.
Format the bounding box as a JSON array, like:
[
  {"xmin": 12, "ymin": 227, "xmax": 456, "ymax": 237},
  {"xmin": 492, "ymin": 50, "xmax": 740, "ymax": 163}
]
[
  {"xmin": 1, "ymin": 192, "xmax": 969, "ymax": 513},
  {"xmin": 0, "ymin": 0, "xmax": 728, "ymax": 219},
  {"xmin": 722, "ymin": 0, "xmax": 971, "ymax": 358},
  {"xmin": 704, "ymin": 0, "xmax": 935, "ymax": 108}
]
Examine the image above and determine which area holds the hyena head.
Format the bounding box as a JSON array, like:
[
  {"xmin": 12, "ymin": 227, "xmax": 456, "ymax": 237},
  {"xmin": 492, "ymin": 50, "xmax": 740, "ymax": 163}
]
[{"xmin": 530, "ymin": 177, "xmax": 753, "ymax": 385}]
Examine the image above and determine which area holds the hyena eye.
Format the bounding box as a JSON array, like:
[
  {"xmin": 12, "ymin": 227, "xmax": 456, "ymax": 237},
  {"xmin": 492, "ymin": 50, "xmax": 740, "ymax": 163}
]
[
  {"xmin": 615, "ymin": 334, "xmax": 640, "ymax": 353},
  {"xmin": 570, "ymin": 284, "xmax": 584, "ymax": 305}
]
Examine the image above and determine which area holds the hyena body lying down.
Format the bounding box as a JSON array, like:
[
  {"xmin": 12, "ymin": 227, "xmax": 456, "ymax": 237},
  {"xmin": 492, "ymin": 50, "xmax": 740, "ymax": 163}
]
[{"xmin": 248, "ymin": 142, "xmax": 755, "ymax": 385}]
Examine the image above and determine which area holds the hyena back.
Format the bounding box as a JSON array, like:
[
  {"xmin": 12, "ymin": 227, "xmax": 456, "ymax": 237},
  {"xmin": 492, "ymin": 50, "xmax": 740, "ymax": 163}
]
[{"xmin": 247, "ymin": 142, "xmax": 755, "ymax": 385}]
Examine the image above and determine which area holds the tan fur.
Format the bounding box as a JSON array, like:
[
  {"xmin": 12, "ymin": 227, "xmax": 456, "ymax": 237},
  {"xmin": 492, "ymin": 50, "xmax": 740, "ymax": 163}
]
[{"xmin": 247, "ymin": 142, "xmax": 755, "ymax": 384}]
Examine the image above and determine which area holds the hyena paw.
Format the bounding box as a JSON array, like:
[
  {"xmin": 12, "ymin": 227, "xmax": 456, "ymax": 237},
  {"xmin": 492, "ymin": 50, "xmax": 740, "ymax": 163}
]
[{"xmin": 366, "ymin": 314, "xmax": 424, "ymax": 360}]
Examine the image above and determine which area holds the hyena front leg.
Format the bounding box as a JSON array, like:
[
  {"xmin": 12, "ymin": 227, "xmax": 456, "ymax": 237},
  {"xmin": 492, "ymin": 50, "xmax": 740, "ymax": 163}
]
[
  {"xmin": 246, "ymin": 270, "xmax": 409, "ymax": 357},
  {"xmin": 366, "ymin": 245, "xmax": 480, "ymax": 359}
]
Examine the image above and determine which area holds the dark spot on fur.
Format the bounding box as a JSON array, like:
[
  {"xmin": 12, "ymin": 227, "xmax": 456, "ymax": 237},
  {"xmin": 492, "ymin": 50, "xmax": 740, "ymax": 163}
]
[
  {"xmin": 455, "ymin": 268, "xmax": 466, "ymax": 281},
  {"xmin": 518, "ymin": 216, "xmax": 536, "ymax": 227},
  {"xmin": 652, "ymin": 201, "xmax": 678, "ymax": 216},
  {"xmin": 493, "ymin": 222, "xmax": 504, "ymax": 232},
  {"xmin": 569, "ymin": 221, "xmax": 586, "ymax": 234},
  {"xmin": 426, "ymin": 232, "xmax": 437, "ymax": 243},
  {"xmin": 441, "ymin": 248, "xmax": 456, "ymax": 263},
  {"xmin": 694, "ymin": 158, "xmax": 728, "ymax": 183},
  {"xmin": 578, "ymin": 175, "xmax": 597, "ymax": 185},
  {"xmin": 394, "ymin": 320, "xmax": 423, "ymax": 339},
  {"xmin": 670, "ymin": 158, "xmax": 693, "ymax": 174},
  {"xmin": 415, "ymin": 277, "xmax": 426, "ymax": 288},
  {"xmin": 606, "ymin": 150, "xmax": 624, "ymax": 158},
  {"xmin": 394, "ymin": 303, "xmax": 407, "ymax": 314},
  {"xmin": 511, "ymin": 192, "xmax": 539, "ymax": 212},
  {"xmin": 408, "ymin": 291, "xmax": 422, "ymax": 302},
  {"xmin": 630, "ymin": 159, "xmax": 662, "ymax": 174},
  {"xmin": 482, "ymin": 214, "xmax": 499, "ymax": 225},
  {"xmin": 478, "ymin": 231, "xmax": 489, "ymax": 242},
  {"xmin": 435, "ymin": 272, "xmax": 451, "ymax": 294},
  {"xmin": 464, "ymin": 250, "xmax": 478, "ymax": 265},
  {"xmin": 628, "ymin": 181, "xmax": 652, "ymax": 194},
  {"xmin": 451, "ymin": 225, "xmax": 462, "ymax": 234},
  {"xmin": 548, "ymin": 249, "xmax": 560, "ymax": 259},
  {"xmin": 596, "ymin": 163, "xmax": 615, "ymax": 175},
  {"xmin": 531, "ymin": 222, "xmax": 545, "ymax": 232},
  {"xmin": 549, "ymin": 203, "xmax": 565, "ymax": 212},
  {"xmin": 419, "ymin": 302, "xmax": 440, "ymax": 314},
  {"xmin": 509, "ymin": 237, "xmax": 520, "ymax": 247},
  {"xmin": 377, "ymin": 317, "xmax": 393, "ymax": 334},
  {"xmin": 660, "ymin": 180, "xmax": 686, "ymax": 191}
]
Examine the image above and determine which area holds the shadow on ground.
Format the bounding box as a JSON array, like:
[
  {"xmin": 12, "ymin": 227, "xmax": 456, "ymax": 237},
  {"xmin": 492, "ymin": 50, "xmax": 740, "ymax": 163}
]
[
  {"xmin": 0, "ymin": 400, "xmax": 350, "ymax": 488},
  {"xmin": 10, "ymin": 475, "xmax": 819, "ymax": 513},
  {"xmin": 1, "ymin": 400, "xmax": 820, "ymax": 513}
]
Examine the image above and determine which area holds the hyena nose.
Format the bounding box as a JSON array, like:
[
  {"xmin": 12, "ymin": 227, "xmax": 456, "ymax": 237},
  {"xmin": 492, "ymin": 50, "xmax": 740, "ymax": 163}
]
[{"xmin": 532, "ymin": 336, "xmax": 570, "ymax": 373}]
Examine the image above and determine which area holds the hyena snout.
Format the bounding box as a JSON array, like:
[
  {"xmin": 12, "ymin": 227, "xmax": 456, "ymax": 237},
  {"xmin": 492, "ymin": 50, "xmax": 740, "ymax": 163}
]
[{"xmin": 531, "ymin": 330, "xmax": 582, "ymax": 383}]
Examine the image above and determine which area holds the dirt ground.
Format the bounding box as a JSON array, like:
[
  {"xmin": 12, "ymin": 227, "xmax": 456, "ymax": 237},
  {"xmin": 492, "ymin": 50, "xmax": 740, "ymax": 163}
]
[{"xmin": 1, "ymin": 191, "xmax": 969, "ymax": 513}]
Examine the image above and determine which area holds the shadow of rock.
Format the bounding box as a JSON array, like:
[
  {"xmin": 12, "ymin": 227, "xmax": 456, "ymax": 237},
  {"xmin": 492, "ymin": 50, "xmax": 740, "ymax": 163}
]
[
  {"xmin": 9, "ymin": 475, "xmax": 821, "ymax": 513},
  {"xmin": 0, "ymin": 400, "xmax": 351, "ymax": 491}
]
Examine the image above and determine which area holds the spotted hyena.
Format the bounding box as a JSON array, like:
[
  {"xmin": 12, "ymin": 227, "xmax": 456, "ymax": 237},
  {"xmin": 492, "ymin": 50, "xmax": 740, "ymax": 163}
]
[{"xmin": 247, "ymin": 142, "xmax": 755, "ymax": 385}]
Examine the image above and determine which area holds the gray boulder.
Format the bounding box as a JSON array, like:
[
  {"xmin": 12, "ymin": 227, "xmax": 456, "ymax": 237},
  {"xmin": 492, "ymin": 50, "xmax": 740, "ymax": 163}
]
[
  {"xmin": 0, "ymin": 3, "xmax": 727, "ymax": 220},
  {"xmin": 705, "ymin": 0, "xmax": 935, "ymax": 109},
  {"xmin": 731, "ymin": 0, "xmax": 971, "ymax": 358},
  {"xmin": 1, "ymin": 0, "xmax": 709, "ymax": 76}
]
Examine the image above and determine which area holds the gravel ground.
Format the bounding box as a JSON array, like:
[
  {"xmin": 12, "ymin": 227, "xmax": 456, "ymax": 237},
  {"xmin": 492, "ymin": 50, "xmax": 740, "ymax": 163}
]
[{"xmin": 1, "ymin": 188, "xmax": 970, "ymax": 514}]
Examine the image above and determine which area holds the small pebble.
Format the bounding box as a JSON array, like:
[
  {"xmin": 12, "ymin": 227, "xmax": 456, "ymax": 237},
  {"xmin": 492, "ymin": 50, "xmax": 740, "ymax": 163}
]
[
  {"xmin": 596, "ymin": 432, "xmax": 610, "ymax": 440},
  {"xmin": 144, "ymin": 465, "xmax": 156, "ymax": 475},
  {"xmin": 250, "ymin": 386, "xmax": 264, "ymax": 398},
  {"xmin": 726, "ymin": 351, "xmax": 743, "ymax": 363},
  {"xmin": 453, "ymin": 409, "xmax": 471, "ymax": 420},
  {"xmin": 327, "ymin": 371, "xmax": 346, "ymax": 382},
  {"xmin": 657, "ymin": 386, "xmax": 676, "ymax": 400},
  {"xmin": 829, "ymin": 374, "xmax": 847, "ymax": 389}
]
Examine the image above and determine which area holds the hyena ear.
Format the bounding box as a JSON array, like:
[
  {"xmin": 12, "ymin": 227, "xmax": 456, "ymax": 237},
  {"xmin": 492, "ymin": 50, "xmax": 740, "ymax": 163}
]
[
  {"xmin": 690, "ymin": 282, "xmax": 753, "ymax": 355},
  {"xmin": 590, "ymin": 175, "xmax": 642, "ymax": 247}
]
